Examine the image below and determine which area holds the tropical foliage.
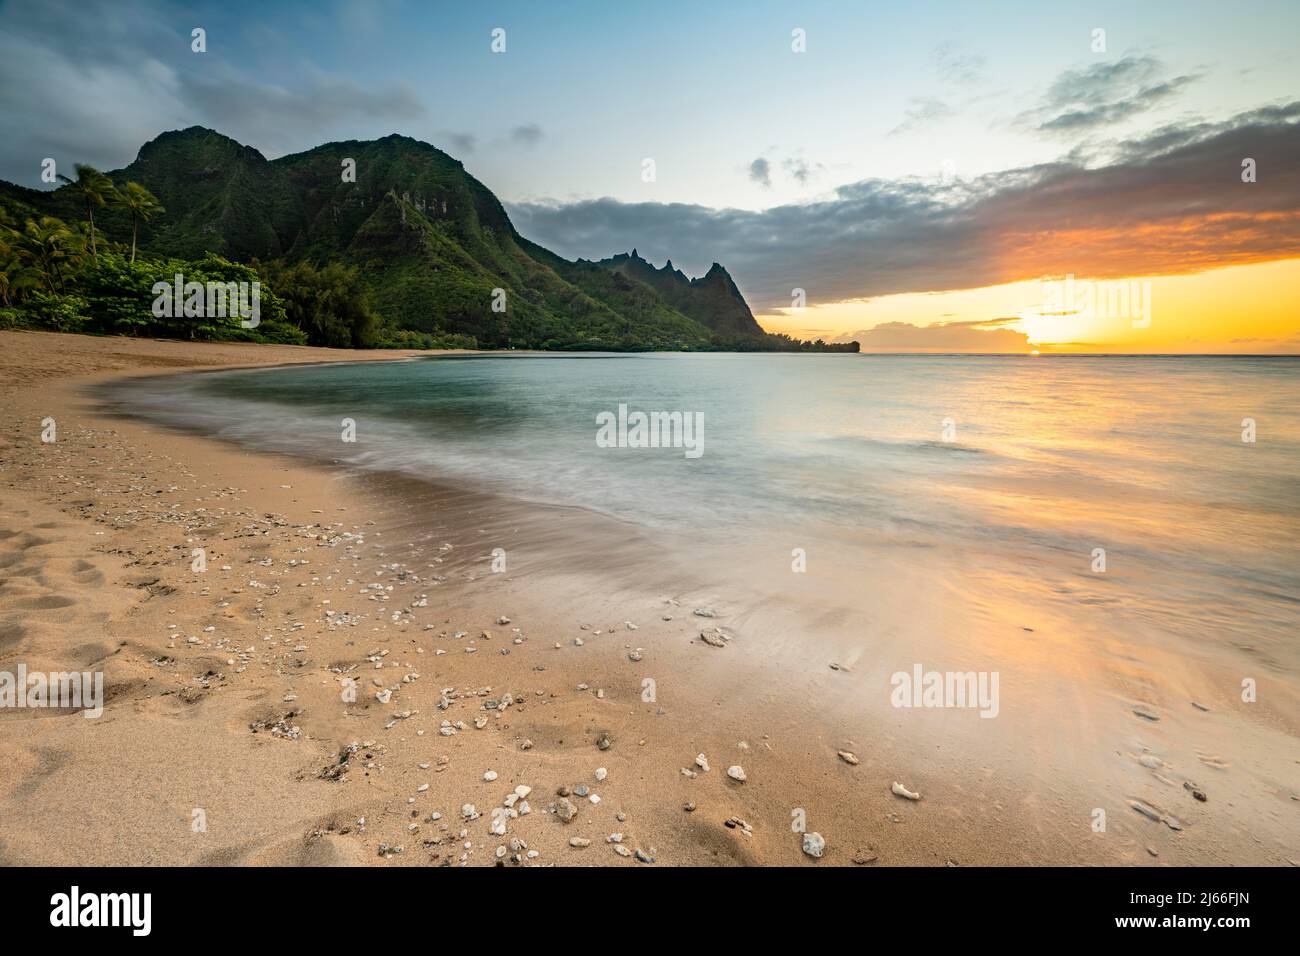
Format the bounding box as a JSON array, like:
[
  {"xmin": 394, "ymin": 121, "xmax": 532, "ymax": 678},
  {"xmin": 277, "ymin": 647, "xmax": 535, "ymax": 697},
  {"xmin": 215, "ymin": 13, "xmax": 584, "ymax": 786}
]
[
  {"xmin": 56, "ymin": 164, "xmax": 115, "ymax": 264},
  {"xmin": 116, "ymin": 181, "xmax": 166, "ymax": 263},
  {"xmin": 0, "ymin": 135, "xmax": 860, "ymax": 352},
  {"xmin": 0, "ymin": 173, "xmax": 391, "ymax": 347},
  {"xmin": 254, "ymin": 259, "xmax": 378, "ymax": 349}
]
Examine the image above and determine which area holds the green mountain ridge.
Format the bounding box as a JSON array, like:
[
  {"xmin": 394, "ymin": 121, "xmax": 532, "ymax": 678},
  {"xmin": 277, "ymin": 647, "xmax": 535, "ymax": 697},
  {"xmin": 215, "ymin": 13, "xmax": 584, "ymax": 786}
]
[
  {"xmin": 0, "ymin": 127, "xmax": 855, "ymax": 351},
  {"xmin": 592, "ymin": 250, "xmax": 765, "ymax": 338}
]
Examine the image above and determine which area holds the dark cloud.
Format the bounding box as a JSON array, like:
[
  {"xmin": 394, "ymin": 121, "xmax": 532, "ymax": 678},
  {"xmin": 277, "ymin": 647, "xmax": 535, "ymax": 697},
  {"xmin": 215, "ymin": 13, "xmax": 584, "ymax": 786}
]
[
  {"xmin": 1037, "ymin": 75, "xmax": 1198, "ymax": 133},
  {"xmin": 508, "ymin": 103, "xmax": 1300, "ymax": 310},
  {"xmin": 509, "ymin": 123, "xmax": 544, "ymax": 147},
  {"xmin": 1017, "ymin": 55, "xmax": 1201, "ymax": 135},
  {"xmin": 442, "ymin": 132, "xmax": 477, "ymax": 154},
  {"xmin": 0, "ymin": 0, "xmax": 425, "ymax": 183},
  {"xmin": 748, "ymin": 154, "xmax": 820, "ymax": 188},
  {"xmin": 175, "ymin": 68, "xmax": 426, "ymax": 149}
]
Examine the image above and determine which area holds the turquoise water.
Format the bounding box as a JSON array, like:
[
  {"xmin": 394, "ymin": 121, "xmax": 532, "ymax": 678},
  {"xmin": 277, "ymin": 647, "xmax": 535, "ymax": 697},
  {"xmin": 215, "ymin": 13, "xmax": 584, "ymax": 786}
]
[{"xmin": 113, "ymin": 353, "xmax": 1300, "ymax": 622}]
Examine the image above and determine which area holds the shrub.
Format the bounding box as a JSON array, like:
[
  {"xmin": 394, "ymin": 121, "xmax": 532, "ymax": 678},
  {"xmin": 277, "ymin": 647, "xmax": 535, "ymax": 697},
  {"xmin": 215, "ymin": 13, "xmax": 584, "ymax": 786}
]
[
  {"xmin": 258, "ymin": 259, "xmax": 380, "ymax": 348},
  {"xmin": 20, "ymin": 293, "xmax": 90, "ymax": 332}
]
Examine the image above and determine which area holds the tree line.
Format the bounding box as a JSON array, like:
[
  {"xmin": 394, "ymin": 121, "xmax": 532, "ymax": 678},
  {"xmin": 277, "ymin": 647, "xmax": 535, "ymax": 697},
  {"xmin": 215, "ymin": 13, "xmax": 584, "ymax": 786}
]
[{"xmin": 0, "ymin": 164, "xmax": 454, "ymax": 349}]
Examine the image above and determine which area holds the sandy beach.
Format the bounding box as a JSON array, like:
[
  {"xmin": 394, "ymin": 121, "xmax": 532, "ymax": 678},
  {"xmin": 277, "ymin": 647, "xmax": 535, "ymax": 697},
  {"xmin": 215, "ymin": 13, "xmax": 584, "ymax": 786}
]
[{"xmin": 0, "ymin": 330, "xmax": 1296, "ymax": 867}]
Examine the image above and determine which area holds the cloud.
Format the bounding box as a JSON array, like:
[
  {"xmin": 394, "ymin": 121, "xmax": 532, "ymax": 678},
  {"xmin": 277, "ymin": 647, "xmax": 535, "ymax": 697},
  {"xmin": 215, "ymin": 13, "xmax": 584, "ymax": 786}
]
[
  {"xmin": 933, "ymin": 42, "xmax": 986, "ymax": 86},
  {"xmin": 747, "ymin": 154, "xmax": 821, "ymax": 188},
  {"xmin": 832, "ymin": 319, "xmax": 1032, "ymax": 352},
  {"xmin": 508, "ymin": 103, "xmax": 1300, "ymax": 310},
  {"xmin": 0, "ymin": 0, "xmax": 425, "ymax": 181},
  {"xmin": 783, "ymin": 157, "xmax": 820, "ymax": 184},
  {"xmin": 509, "ymin": 123, "xmax": 544, "ymax": 147},
  {"xmin": 443, "ymin": 127, "xmax": 550, "ymax": 157},
  {"xmin": 886, "ymin": 44, "xmax": 985, "ymax": 137},
  {"xmin": 175, "ymin": 68, "xmax": 426, "ymax": 152},
  {"xmin": 1037, "ymin": 76, "xmax": 1198, "ymax": 133},
  {"xmin": 1017, "ymin": 55, "xmax": 1201, "ymax": 135},
  {"xmin": 890, "ymin": 96, "xmax": 956, "ymax": 135},
  {"xmin": 1227, "ymin": 334, "xmax": 1300, "ymax": 352},
  {"xmin": 442, "ymin": 132, "xmax": 477, "ymax": 154}
]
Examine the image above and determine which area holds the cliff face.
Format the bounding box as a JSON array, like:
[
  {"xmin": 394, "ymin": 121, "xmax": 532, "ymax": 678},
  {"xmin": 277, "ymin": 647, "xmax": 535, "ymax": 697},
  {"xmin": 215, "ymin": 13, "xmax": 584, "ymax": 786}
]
[{"xmin": 596, "ymin": 249, "xmax": 765, "ymax": 337}]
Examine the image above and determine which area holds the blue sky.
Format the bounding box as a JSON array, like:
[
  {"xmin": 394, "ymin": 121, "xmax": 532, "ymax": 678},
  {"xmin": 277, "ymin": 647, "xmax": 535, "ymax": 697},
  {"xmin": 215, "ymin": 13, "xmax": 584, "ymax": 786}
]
[
  {"xmin": 1, "ymin": 0, "xmax": 1297, "ymax": 347},
  {"xmin": 4, "ymin": 0, "xmax": 1296, "ymax": 206}
]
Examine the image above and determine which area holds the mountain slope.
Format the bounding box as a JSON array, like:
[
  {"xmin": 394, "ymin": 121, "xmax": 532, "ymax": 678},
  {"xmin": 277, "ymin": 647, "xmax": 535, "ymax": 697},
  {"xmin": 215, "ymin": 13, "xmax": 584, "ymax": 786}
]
[
  {"xmin": 1, "ymin": 127, "xmax": 852, "ymax": 351},
  {"xmin": 592, "ymin": 249, "xmax": 765, "ymax": 337}
]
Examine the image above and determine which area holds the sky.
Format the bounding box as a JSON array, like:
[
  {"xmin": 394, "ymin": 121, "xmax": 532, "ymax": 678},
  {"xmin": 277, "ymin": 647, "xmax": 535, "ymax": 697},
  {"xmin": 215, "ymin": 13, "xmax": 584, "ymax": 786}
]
[{"xmin": 1, "ymin": 0, "xmax": 1297, "ymax": 352}]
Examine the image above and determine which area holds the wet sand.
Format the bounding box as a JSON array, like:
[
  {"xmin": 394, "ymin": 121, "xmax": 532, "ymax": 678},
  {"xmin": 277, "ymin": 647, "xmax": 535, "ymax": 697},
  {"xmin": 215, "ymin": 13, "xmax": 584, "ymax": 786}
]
[{"xmin": 0, "ymin": 330, "xmax": 1295, "ymax": 866}]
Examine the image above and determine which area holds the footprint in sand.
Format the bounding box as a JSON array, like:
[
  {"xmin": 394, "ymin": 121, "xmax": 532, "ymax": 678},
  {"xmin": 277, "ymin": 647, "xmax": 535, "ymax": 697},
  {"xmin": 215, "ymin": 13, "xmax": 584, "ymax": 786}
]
[
  {"xmin": 72, "ymin": 566, "xmax": 104, "ymax": 585},
  {"xmin": 0, "ymin": 620, "xmax": 26, "ymax": 652},
  {"xmin": 17, "ymin": 594, "xmax": 76, "ymax": 611}
]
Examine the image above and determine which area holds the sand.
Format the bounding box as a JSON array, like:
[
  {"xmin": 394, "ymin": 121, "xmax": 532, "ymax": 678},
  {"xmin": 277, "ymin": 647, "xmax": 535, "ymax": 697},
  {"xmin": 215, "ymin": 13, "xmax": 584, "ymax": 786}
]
[{"xmin": 0, "ymin": 329, "xmax": 1295, "ymax": 867}]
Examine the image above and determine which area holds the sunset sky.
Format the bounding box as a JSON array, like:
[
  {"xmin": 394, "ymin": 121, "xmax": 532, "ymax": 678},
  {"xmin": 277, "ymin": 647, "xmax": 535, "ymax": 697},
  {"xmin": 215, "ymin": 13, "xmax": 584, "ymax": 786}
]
[{"xmin": 2, "ymin": 0, "xmax": 1296, "ymax": 352}]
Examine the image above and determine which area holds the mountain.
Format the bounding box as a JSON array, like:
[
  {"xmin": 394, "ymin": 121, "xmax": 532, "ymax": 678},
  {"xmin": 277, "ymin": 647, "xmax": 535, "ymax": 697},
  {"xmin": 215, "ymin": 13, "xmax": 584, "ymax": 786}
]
[
  {"xmin": 0, "ymin": 127, "xmax": 853, "ymax": 351},
  {"xmin": 591, "ymin": 250, "xmax": 764, "ymax": 337}
]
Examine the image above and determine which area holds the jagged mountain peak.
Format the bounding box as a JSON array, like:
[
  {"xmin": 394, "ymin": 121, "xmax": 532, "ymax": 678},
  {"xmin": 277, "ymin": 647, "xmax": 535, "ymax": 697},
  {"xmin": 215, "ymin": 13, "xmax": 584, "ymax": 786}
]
[{"xmin": 594, "ymin": 251, "xmax": 761, "ymax": 337}]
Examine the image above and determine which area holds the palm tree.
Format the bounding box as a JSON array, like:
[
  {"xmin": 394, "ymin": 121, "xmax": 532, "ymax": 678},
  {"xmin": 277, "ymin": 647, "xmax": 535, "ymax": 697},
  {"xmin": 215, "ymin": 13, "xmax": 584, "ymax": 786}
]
[
  {"xmin": 115, "ymin": 182, "xmax": 164, "ymax": 263},
  {"xmin": 56, "ymin": 164, "xmax": 116, "ymax": 264},
  {"xmin": 0, "ymin": 211, "xmax": 16, "ymax": 306},
  {"xmin": 19, "ymin": 216, "xmax": 78, "ymax": 293},
  {"xmin": 0, "ymin": 257, "xmax": 40, "ymax": 307},
  {"xmin": 0, "ymin": 230, "xmax": 15, "ymax": 306}
]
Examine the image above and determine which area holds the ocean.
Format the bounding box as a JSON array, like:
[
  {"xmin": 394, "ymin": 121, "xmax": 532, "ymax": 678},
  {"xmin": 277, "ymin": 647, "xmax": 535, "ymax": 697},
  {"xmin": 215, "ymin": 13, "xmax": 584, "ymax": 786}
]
[{"xmin": 106, "ymin": 352, "xmax": 1300, "ymax": 656}]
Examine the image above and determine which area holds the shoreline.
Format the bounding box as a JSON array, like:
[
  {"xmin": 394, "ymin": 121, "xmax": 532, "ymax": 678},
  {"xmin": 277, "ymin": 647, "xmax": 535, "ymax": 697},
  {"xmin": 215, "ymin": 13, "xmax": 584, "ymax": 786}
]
[{"xmin": 1, "ymin": 331, "xmax": 1295, "ymax": 867}]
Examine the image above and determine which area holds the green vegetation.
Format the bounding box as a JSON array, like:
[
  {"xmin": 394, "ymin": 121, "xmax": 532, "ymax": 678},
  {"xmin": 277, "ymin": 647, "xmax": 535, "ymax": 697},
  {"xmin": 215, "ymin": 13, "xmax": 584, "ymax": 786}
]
[
  {"xmin": 0, "ymin": 167, "xmax": 377, "ymax": 346},
  {"xmin": 0, "ymin": 220, "xmax": 304, "ymax": 342},
  {"xmin": 0, "ymin": 130, "xmax": 860, "ymax": 353},
  {"xmin": 117, "ymin": 181, "xmax": 165, "ymax": 263},
  {"xmin": 0, "ymin": 175, "xmax": 306, "ymax": 341},
  {"xmin": 56, "ymin": 164, "xmax": 115, "ymax": 264},
  {"xmin": 254, "ymin": 259, "xmax": 378, "ymax": 349}
]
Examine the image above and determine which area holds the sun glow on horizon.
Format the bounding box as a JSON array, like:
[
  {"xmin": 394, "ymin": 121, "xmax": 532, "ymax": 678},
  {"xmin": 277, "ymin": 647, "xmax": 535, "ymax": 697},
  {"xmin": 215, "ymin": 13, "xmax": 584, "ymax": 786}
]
[{"xmin": 759, "ymin": 258, "xmax": 1300, "ymax": 354}]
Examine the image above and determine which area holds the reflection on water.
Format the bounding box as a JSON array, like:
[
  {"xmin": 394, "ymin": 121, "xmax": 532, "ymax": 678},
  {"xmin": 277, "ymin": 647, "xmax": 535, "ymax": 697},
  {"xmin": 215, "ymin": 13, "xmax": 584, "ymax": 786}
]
[{"xmin": 110, "ymin": 353, "xmax": 1300, "ymax": 660}]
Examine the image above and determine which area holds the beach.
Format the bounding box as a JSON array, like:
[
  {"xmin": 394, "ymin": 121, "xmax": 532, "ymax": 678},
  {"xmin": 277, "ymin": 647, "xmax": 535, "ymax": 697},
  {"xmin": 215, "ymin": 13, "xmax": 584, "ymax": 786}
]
[{"xmin": 0, "ymin": 330, "xmax": 1296, "ymax": 867}]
